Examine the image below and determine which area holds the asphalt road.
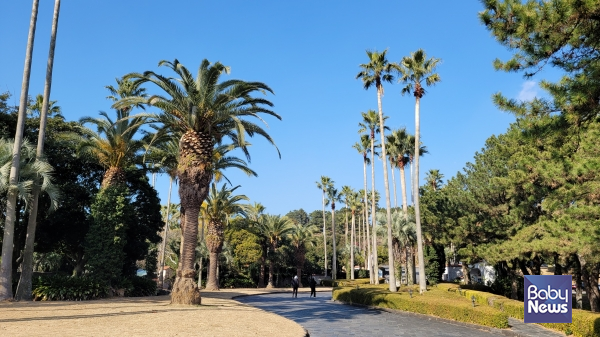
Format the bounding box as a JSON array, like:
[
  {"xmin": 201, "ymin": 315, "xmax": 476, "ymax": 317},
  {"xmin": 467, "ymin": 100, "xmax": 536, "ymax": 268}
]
[{"xmin": 236, "ymin": 292, "xmax": 508, "ymax": 337}]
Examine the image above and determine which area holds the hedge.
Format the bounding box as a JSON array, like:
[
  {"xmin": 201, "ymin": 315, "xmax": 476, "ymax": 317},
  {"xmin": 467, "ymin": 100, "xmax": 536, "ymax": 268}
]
[
  {"xmin": 321, "ymin": 278, "xmax": 378, "ymax": 287},
  {"xmin": 333, "ymin": 284, "xmax": 509, "ymax": 329},
  {"xmin": 440, "ymin": 282, "xmax": 600, "ymax": 337}
]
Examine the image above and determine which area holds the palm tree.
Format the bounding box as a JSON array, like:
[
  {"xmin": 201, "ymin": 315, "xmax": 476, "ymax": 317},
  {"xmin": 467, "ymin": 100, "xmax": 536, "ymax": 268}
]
[
  {"xmin": 345, "ymin": 191, "xmax": 362, "ymax": 280},
  {"xmin": 246, "ymin": 202, "xmax": 267, "ymax": 287},
  {"xmin": 0, "ymin": 0, "xmax": 40, "ymax": 301},
  {"xmin": 387, "ymin": 128, "xmax": 411, "ymax": 218},
  {"xmin": 115, "ymin": 59, "xmax": 280, "ymax": 304},
  {"xmin": 290, "ymin": 223, "xmax": 318, "ymax": 286},
  {"xmin": 340, "ymin": 185, "xmax": 353, "ymax": 246},
  {"xmin": 398, "ymin": 48, "xmax": 441, "ymax": 293},
  {"xmin": 358, "ymin": 110, "xmax": 388, "ymax": 284},
  {"xmin": 14, "ymin": 0, "xmax": 62, "ymax": 301},
  {"xmin": 315, "ymin": 176, "xmax": 333, "ymax": 276},
  {"xmin": 385, "ymin": 132, "xmax": 401, "ymax": 208},
  {"xmin": 79, "ymin": 80, "xmax": 148, "ymax": 188},
  {"xmin": 203, "ymin": 183, "xmax": 249, "ymax": 290},
  {"xmin": 378, "ymin": 210, "xmax": 416, "ymax": 286},
  {"xmin": 407, "ymin": 135, "xmax": 429, "ymax": 205},
  {"xmin": 27, "ymin": 94, "xmax": 62, "ymax": 118},
  {"xmin": 352, "ymin": 135, "xmax": 375, "ymax": 282},
  {"xmin": 357, "ymin": 48, "xmax": 398, "ymax": 291},
  {"xmin": 425, "ymin": 169, "xmax": 444, "ymax": 191},
  {"xmin": 256, "ymin": 215, "xmax": 294, "ymax": 288},
  {"xmin": 325, "ymin": 185, "xmax": 342, "ymax": 280}
]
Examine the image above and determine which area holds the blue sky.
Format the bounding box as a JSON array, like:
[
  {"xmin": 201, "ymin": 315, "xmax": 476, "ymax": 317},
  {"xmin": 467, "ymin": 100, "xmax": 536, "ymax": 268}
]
[{"xmin": 0, "ymin": 1, "xmax": 562, "ymax": 216}]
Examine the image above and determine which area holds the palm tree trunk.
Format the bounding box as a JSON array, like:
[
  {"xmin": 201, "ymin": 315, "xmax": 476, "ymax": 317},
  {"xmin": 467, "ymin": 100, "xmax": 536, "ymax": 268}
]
[
  {"xmin": 350, "ymin": 212, "xmax": 355, "ymax": 280},
  {"xmin": 205, "ymin": 220, "xmax": 223, "ymax": 291},
  {"xmin": 197, "ymin": 257, "xmax": 203, "ymax": 288},
  {"xmin": 344, "ymin": 209, "xmax": 348, "ymax": 247},
  {"xmin": 321, "ymin": 192, "xmax": 327, "ymax": 277},
  {"xmin": 206, "ymin": 251, "xmax": 219, "ymax": 290},
  {"xmin": 413, "ymin": 96, "xmax": 427, "ymax": 293},
  {"xmin": 258, "ymin": 251, "xmax": 266, "ymax": 288},
  {"xmin": 17, "ymin": 0, "xmax": 62, "ymax": 300},
  {"xmin": 376, "ymin": 87, "xmax": 397, "ymax": 292},
  {"xmin": 363, "ymin": 159, "xmax": 371, "ymax": 277},
  {"xmin": 391, "ymin": 162, "xmax": 398, "ymax": 208},
  {"xmin": 400, "ymin": 165, "xmax": 409, "ymax": 217},
  {"xmin": 369, "ymin": 133, "xmax": 378, "ymax": 284},
  {"xmin": 331, "ymin": 208, "xmax": 337, "ymax": 280},
  {"xmin": 364, "ymin": 205, "xmax": 371, "ymax": 271},
  {"xmin": 159, "ymin": 176, "xmax": 173, "ymax": 289},
  {"xmin": 0, "ymin": 0, "xmax": 39, "ymax": 301},
  {"xmin": 267, "ymin": 244, "xmax": 276, "ymax": 288}
]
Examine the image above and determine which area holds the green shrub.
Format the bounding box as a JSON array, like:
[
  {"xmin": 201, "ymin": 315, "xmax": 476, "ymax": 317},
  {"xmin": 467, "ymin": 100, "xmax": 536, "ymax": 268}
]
[
  {"xmin": 358, "ymin": 269, "xmax": 370, "ymax": 279},
  {"xmin": 32, "ymin": 275, "xmax": 109, "ymax": 301},
  {"xmin": 123, "ymin": 276, "xmax": 157, "ymax": 297},
  {"xmin": 444, "ymin": 281, "xmax": 600, "ymax": 337},
  {"xmin": 333, "ymin": 285, "xmax": 509, "ymax": 328},
  {"xmin": 221, "ymin": 275, "xmax": 256, "ymax": 288}
]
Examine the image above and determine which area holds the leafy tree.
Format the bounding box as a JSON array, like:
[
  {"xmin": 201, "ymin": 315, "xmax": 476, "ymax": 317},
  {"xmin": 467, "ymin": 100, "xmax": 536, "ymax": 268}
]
[
  {"xmin": 290, "ymin": 222, "xmax": 318, "ymax": 286},
  {"xmin": 118, "ymin": 59, "xmax": 280, "ymax": 304},
  {"xmin": 256, "ymin": 215, "xmax": 293, "ymax": 288},
  {"xmin": 398, "ymin": 48, "xmax": 441, "ymax": 293}
]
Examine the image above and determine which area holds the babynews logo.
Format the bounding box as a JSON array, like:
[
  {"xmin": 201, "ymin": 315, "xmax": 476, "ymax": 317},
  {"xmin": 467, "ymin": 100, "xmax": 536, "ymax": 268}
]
[{"xmin": 524, "ymin": 275, "xmax": 572, "ymax": 323}]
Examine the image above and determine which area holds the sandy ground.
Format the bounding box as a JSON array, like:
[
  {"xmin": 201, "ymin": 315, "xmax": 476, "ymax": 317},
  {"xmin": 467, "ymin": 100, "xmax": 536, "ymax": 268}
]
[{"xmin": 0, "ymin": 288, "xmax": 319, "ymax": 337}]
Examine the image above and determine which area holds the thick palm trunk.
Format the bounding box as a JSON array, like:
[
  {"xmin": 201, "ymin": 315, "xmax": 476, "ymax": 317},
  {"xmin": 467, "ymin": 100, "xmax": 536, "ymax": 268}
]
[
  {"xmin": 321, "ymin": 192, "xmax": 327, "ymax": 277},
  {"xmin": 413, "ymin": 96, "xmax": 427, "ymax": 293},
  {"xmin": 267, "ymin": 244, "xmax": 277, "ymax": 288},
  {"xmin": 331, "ymin": 208, "xmax": 337, "ymax": 280},
  {"xmin": 206, "ymin": 252, "xmax": 219, "ymax": 291},
  {"xmin": 205, "ymin": 220, "xmax": 224, "ymax": 291},
  {"xmin": 376, "ymin": 87, "xmax": 396, "ymax": 292},
  {"xmin": 258, "ymin": 251, "xmax": 266, "ymax": 288},
  {"xmin": 159, "ymin": 176, "xmax": 173, "ymax": 289},
  {"xmin": 0, "ymin": 0, "xmax": 39, "ymax": 301},
  {"xmin": 197, "ymin": 257, "xmax": 203, "ymax": 288},
  {"xmin": 16, "ymin": 0, "xmax": 61, "ymax": 302},
  {"xmin": 369, "ymin": 134, "xmax": 378, "ymax": 284},
  {"xmin": 350, "ymin": 212, "xmax": 355, "ymax": 280},
  {"xmin": 101, "ymin": 167, "xmax": 126, "ymax": 188},
  {"xmin": 171, "ymin": 130, "xmax": 213, "ymax": 304}
]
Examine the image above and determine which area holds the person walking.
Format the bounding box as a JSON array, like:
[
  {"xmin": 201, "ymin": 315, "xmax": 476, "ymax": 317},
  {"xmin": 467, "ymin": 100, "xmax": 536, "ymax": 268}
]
[
  {"xmin": 291, "ymin": 275, "xmax": 299, "ymax": 298},
  {"xmin": 309, "ymin": 274, "xmax": 317, "ymax": 297}
]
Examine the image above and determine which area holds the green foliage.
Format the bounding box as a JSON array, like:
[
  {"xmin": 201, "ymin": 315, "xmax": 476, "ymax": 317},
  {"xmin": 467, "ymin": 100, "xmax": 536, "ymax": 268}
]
[
  {"xmin": 423, "ymin": 245, "xmax": 441, "ymax": 285},
  {"xmin": 85, "ymin": 185, "xmax": 134, "ymax": 285},
  {"xmin": 32, "ymin": 275, "xmax": 109, "ymax": 301},
  {"xmin": 333, "ymin": 284, "xmax": 508, "ymax": 328},
  {"xmin": 221, "ymin": 274, "xmax": 256, "ymax": 288},
  {"xmin": 118, "ymin": 276, "xmax": 157, "ymax": 297},
  {"xmin": 357, "ymin": 269, "xmax": 370, "ymax": 279}
]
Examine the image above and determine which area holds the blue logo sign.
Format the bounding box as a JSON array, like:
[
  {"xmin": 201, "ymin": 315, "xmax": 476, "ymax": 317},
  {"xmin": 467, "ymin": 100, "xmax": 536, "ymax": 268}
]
[{"xmin": 524, "ymin": 275, "xmax": 572, "ymax": 323}]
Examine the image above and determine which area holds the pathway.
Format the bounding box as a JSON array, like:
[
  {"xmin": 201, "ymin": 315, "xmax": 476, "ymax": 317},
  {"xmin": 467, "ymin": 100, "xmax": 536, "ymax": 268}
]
[{"xmin": 237, "ymin": 292, "xmax": 565, "ymax": 337}]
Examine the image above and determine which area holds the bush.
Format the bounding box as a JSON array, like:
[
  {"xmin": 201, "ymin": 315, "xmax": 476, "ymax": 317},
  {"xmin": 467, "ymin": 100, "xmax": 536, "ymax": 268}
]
[
  {"xmin": 441, "ymin": 282, "xmax": 600, "ymax": 337},
  {"xmin": 121, "ymin": 276, "xmax": 157, "ymax": 297},
  {"xmin": 333, "ymin": 284, "xmax": 509, "ymax": 328},
  {"xmin": 357, "ymin": 269, "xmax": 370, "ymax": 279},
  {"xmin": 32, "ymin": 275, "xmax": 109, "ymax": 301},
  {"xmin": 221, "ymin": 275, "xmax": 256, "ymax": 288}
]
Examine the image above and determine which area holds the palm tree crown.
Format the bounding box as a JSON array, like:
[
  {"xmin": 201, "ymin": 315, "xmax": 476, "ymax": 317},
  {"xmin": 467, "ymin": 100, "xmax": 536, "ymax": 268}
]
[{"xmin": 398, "ymin": 49, "xmax": 441, "ymax": 99}]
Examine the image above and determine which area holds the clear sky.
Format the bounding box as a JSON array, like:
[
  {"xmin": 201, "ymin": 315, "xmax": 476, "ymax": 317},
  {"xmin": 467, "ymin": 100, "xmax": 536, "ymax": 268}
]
[{"xmin": 0, "ymin": 1, "xmax": 562, "ymax": 216}]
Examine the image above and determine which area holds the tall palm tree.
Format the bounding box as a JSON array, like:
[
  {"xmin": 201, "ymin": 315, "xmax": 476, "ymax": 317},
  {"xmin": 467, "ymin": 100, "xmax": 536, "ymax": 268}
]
[
  {"xmin": 315, "ymin": 176, "xmax": 333, "ymax": 276},
  {"xmin": 290, "ymin": 223, "xmax": 318, "ymax": 286},
  {"xmin": 203, "ymin": 183, "xmax": 249, "ymax": 290},
  {"xmin": 345, "ymin": 191, "xmax": 362, "ymax": 280},
  {"xmin": 325, "ymin": 185, "xmax": 342, "ymax": 280},
  {"xmin": 385, "ymin": 132, "xmax": 401, "ymax": 208},
  {"xmin": 398, "ymin": 48, "xmax": 441, "ymax": 293},
  {"xmin": 246, "ymin": 202, "xmax": 268, "ymax": 287},
  {"xmin": 352, "ymin": 135, "xmax": 375, "ymax": 282},
  {"xmin": 257, "ymin": 215, "xmax": 294, "ymax": 288},
  {"xmin": 387, "ymin": 128, "xmax": 411, "ymax": 218},
  {"xmin": 425, "ymin": 169, "xmax": 444, "ymax": 191},
  {"xmin": 79, "ymin": 80, "xmax": 148, "ymax": 188},
  {"xmin": 15, "ymin": 0, "xmax": 62, "ymax": 301},
  {"xmin": 407, "ymin": 135, "xmax": 429, "ymax": 205},
  {"xmin": 115, "ymin": 59, "xmax": 280, "ymax": 304},
  {"xmin": 340, "ymin": 185, "xmax": 353, "ymax": 246},
  {"xmin": 0, "ymin": 0, "xmax": 40, "ymax": 301},
  {"xmin": 358, "ymin": 110, "xmax": 388, "ymax": 284}
]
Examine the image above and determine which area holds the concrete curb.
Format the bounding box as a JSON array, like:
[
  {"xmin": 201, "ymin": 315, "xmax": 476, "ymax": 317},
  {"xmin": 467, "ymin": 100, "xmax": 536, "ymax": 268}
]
[{"xmin": 332, "ymin": 299, "xmax": 531, "ymax": 337}]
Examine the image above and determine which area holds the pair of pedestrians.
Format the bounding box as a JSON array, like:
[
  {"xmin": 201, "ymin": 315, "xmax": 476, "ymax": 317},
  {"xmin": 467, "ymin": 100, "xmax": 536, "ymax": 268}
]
[{"xmin": 291, "ymin": 275, "xmax": 317, "ymax": 298}]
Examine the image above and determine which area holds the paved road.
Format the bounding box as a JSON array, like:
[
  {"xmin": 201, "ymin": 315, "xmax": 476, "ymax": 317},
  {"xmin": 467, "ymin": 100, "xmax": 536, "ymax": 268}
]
[{"xmin": 237, "ymin": 292, "xmax": 508, "ymax": 337}]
